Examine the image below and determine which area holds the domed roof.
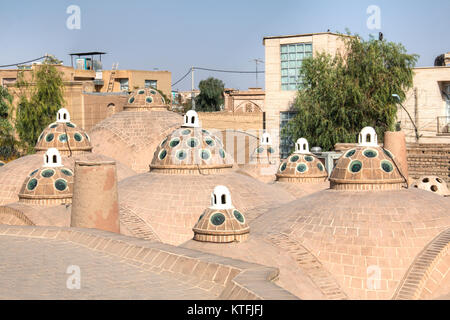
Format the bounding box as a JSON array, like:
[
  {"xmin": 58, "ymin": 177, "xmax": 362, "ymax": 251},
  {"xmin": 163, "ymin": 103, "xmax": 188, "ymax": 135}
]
[
  {"xmin": 250, "ymin": 188, "xmax": 450, "ymax": 299},
  {"xmin": 250, "ymin": 132, "xmax": 276, "ymax": 164},
  {"xmin": 35, "ymin": 108, "xmax": 92, "ymax": 155},
  {"xmin": 0, "ymin": 152, "xmax": 136, "ymax": 206},
  {"xmin": 411, "ymin": 176, "xmax": 450, "ymax": 196},
  {"xmin": 276, "ymin": 138, "xmax": 328, "ymax": 182},
  {"xmin": 330, "ymin": 127, "xmax": 405, "ymax": 191},
  {"xmin": 193, "ymin": 186, "xmax": 250, "ymax": 243},
  {"xmin": 89, "ymin": 109, "xmax": 182, "ymax": 173},
  {"xmin": 124, "ymin": 87, "xmax": 167, "ymax": 111},
  {"xmin": 18, "ymin": 149, "xmax": 73, "ymax": 205},
  {"xmin": 150, "ymin": 111, "xmax": 233, "ymax": 174},
  {"xmin": 118, "ymin": 170, "xmax": 295, "ymax": 245}
]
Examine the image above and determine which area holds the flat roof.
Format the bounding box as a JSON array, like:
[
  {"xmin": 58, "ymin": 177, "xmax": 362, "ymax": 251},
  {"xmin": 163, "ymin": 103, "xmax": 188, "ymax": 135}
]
[
  {"xmin": 263, "ymin": 32, "xmax": 349, "ymax": 45},
  {"xmin": 69, "ymin": 52, "xmax": 106, "ymax": 56}
]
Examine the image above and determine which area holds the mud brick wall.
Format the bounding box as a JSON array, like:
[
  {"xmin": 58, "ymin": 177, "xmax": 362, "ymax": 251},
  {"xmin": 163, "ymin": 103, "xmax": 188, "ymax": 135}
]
[{"xmin": 407, "ymin": 143, "xmax": 450, "ymax": 183}]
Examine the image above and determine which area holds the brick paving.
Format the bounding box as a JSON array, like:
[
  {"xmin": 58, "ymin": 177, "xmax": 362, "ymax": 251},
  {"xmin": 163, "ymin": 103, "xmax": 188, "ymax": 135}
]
[{"xmin": 0, "ymin": 235, "xmax": 212, "ymax": 299}]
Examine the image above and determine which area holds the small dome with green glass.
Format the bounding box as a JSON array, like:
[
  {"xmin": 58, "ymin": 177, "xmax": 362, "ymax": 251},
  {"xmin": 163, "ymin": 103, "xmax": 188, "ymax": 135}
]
[
  {"xmin": 150, "ymin": 111, "xmax": 234, "ymax": 174},
  {"xmin": 276, "ymin": 138, "xmax": 328, "ymax": 182},
  {"xmin": 250, "ymin": 132, "xmax": 276, "ymax": 164},
  {"xmin": 35, "ymin": 108, "xmax": 92, "ymax": 155},
  {"xmin": 329, "ymin": 126, "xmax": 404, "ymax": 191},
  {"xmin": 124, "ymin": 87, "xmax": 167, "ymax": 111},
  {"xmin": 193, "ymin": 186, "xmax": 250, "ymax": 243},
  {"xmin": 18, "ymin": 148, "xmax": 74, "ymax": 205}
]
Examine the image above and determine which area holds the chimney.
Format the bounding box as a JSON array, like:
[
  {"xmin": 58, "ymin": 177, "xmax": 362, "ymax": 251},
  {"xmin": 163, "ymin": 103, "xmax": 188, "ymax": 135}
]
[
  {"xmin": 383, "ymin": 131, "xmax": 409, "ymax": 183},
  {"xmin": 445, "ymin": 53, "xmax": 450, "ymax": 66},
  {"xmin": 71, "ymin": 161, "xmax": 120, "ymax": 233}
]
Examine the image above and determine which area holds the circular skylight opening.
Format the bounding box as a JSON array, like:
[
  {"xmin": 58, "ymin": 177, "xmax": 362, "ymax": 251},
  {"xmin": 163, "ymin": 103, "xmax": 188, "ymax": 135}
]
[
  {"xmin": 50, "ymin": 123, "xmax": 58, "ymax": 129},
  {"xmin": 187, "ymin": 137, "xmax": 199, "ymax": 148},
  {"xmin": 74, "ymin": 133, "xmax": 83, "ymax": 142},
  {"xmin": 349, "ymin": 160, "xmax": 362, "ymax": 173},
  {"xmin": 61, "ymin": 168, "xmax": 73, "ymax": 176},
  {"xmin": 182, "ymin": 129, "xmax": 191, "ymax": 135},
  {"xmin": 158, "ymin": 149, "xmax": 167, "ymax": 160},
  {"xmin": 267, "ymin": 147, "xmax": 274, "ymax": 154},
  {"xmin": 146, "ymin": 96, "xmax": 153, "ymax": 103},
  {"xmin": 66, "ymin": 122, "xmax": 75, "ymax": 128},
  {"xmin": 150, "ymin": 90, "xmax": 157, "ymax": 95},
  {"xmin": 363, "ymin": 149, "xmax": 378, "ymax": 158},
  {"xmin": 160, "ymin": 137, "xmax": 168, "ymax": 147},
  {"xmin": 45, "ymin": 133, "xmax": 54, "ymax": 142},
  {"xmin": 138, "ymin": 89, "xmax": 145, "ymax": 94},
  {"xmin": 219, "ymin": 149, "xmax": 226, "ymax": 159},
  {"xmin": 29, "ymin": 169, "xmax": 38, "ymax": 177},
  {"xmin": 169, "ymin": 138, "xmax": 180, "ymax": 148},
  {"xmin": 233, "ymin": 210, "xmax": 245, "ymax": 224},
  {"xmin": 54, "ymin": 179, "xmax": 67, "ymax": 191},
  {"xmin": 27, "ymin": 178, "xmax": 38, "ymax": 191},
  {"xmin": 381, "ymin": 160, "xmax": 393, "ymax": 173},
  {"xmin": 41, "ymin": 169, "xmax": 55, "ymax": 178},
  {"xmin": 176, "ymin": 149, "xmax": 187, "ymax": 160},
  {"xmin": 205, "ymin": 137, "xmax": 215, "ymax": 147},
  {"xmin": 296, "ymin": 163, "xmax": 308, "ymax": 173},
  {"xmin": 279, "ymin": 162, "xmax": 287, "ymax": 172},
  {"xmin": 210, "ymin": 213, "xmax": 226, "ymax": 226},
  {"xmin": 383, "ymin": 149, "xmax": 393, "ymax": 158},
  {"xmin": 345, "ymin": 149, "xmax": 356, "ymax": 158},
  {"xmin": 304, "ymin": 155, "xmax": 314, "ymax": 162},
  {"xmin": 200, "ymin": 149, "xmax": 211, "ymax": 161},
  {"xmin": 290, "ymin": 155, "xmax": 299, "ymax": 162},
  {"xmin": 84, "ymin": 133, "xmax": 90, "ymax": 141},
  {"xmin": 256, "ymin": 146, "xmax": 264, "ymax": 154},
  {"xmin": 58, "ymin": 134, "xmax": 68, "ymax": 142},
  {"xmin": 317, "ymin": 162, "xmax": 324, "ymax": 171},
  {"xmin": 128, "ymin": 97, "xmax": 135, "ymax": 104}
]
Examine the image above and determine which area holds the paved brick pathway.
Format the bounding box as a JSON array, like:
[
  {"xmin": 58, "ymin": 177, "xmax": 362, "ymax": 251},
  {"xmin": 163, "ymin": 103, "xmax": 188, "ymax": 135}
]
[{"xmin": 0, "ymin": 235, "xmax": 212, "ymax": 299}]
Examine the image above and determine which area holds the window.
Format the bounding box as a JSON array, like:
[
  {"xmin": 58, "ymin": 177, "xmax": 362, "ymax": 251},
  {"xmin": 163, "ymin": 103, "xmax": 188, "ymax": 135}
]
[
  {"xmin": 145, "ymin": 80, "xmax": 157, "ymax": 89},
  {"xmin": 2, "ymin": 78, "xmax": 17, "ymax": 86},
  {"xmin": 119, "ymin": 79, "xmax": 129, "ymax": 91},
  {"xmin": 279, "ymin": 111, "xmax": 298, "ymax": 159},
  {"xmin": 280, "ymin": 43, "xmax": 312, "ymax": 91}
]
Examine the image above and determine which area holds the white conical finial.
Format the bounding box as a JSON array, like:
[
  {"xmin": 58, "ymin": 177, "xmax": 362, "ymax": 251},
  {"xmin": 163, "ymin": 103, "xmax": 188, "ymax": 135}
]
[
  {"xmin": 56, "ymin": 108, "xmax": 70, "ymax": 123},
  {"xmin": 358, "ymin": 127, "xmax": 378, "ymax": 147},
  {"xmin": 182, "ymin": 110, "xmax": 200, "ymax": 128},
  {"xmin": 43, "ymin": 148, "xmax": 63, "ymax": 167},
  {"xmin": 260, "ymin": 132, "xmax": 272, "ymax": 146},
  {"xmin": 294, "ymin": 138, "xmax": 310, "ymax": 154},
  {"xmin": 209, "ymin": 185, "xmax": 234, "ymax": 210}
]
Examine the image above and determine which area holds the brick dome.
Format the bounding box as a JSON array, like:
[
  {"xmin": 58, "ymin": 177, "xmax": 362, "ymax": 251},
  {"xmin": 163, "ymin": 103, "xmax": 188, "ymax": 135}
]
[
  {"xmin": 193, "ymin": 186, "xmax": 250, "ymax": 243},
  {"xmin": 118, "ymin": 170, "xmax": 295, "ymax": 246},
  {"xmin": 19, "ymin": 150, "xmax": 74, "ymax": 205},
  {"xmin": 35, "ymin": 109, "xmax": 92, "ymax": 155},
  {"xmin": 150, "ymin": 127, "xmax": 234, "ymax": 174},
  {"xmin": 249, "ymin": 188, "xmax": 450, "ymax": 299},
  {"xmin": 276, "ymin": 153, "xmax": 328, "ymax": 182},
  {"xmin": 411, "ymin": 176, "xmax": 450, "ymax": 196},
  {"xmin": 124, "ymin": 87, "xmax": 167, "ymax": 111},
  {"xmin": 89, "ymin": 110, "xmax": 182, "ymax": 173}
]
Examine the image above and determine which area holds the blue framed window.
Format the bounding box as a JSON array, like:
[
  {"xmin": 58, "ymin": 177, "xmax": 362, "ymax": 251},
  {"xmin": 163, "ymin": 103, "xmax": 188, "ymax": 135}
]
[
  {"xmin": 145, "ymin": 80, "xmax": 157, "ymax": 89},
  {"xmin": 280, "ymin": 43, "xmax": 312, "ymax": 91}
]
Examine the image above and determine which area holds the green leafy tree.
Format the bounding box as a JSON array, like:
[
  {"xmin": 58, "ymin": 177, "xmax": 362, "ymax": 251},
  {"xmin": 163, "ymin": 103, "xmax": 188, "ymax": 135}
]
[
  {"xmin": 283, "ymin": 32, "xmax": 418, "ymax": 151},
  {"xmin": 0, "ymin": 86, "xmax": 19, "ymax": 160},
  {"xmin": 195, "ymin": 77, "xmax": 225, "ymax": 112},
  {"xmin": 15, "ymin": 56, "xmax": 65, "ymax": 153}
]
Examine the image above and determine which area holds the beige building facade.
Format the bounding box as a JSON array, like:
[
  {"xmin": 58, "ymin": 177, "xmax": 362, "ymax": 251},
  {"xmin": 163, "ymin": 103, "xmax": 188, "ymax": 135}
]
[
  {"xmin": 263, "ymin": 32, "xmax": 347, "ymax": 157},
  {"xmin": 0, "ymin": 64, "xmax": 172, "ymax": 131},
  {"xmin": 263, "ymin": 32, "xmax": 450, "ymax": 156}
]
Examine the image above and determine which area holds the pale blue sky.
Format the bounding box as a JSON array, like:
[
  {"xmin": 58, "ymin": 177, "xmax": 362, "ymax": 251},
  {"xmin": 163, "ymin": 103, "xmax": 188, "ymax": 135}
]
[{"xmin": 1, "ymin": 0, "xmax": 449, "ymax": 91}]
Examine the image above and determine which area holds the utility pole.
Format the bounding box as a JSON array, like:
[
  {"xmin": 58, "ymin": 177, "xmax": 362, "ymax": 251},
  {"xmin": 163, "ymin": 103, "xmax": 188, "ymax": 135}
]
[
  {"xmin": 191, "ymin": 66, "xmax": 196, "ymax": 110},
  {"xmin": 250, "ymin": 58, "xmax": 264, "ymax": 87}
]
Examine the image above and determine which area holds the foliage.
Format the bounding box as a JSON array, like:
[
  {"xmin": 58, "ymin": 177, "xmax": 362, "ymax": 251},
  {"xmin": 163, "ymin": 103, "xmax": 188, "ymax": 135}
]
[
  {"xmin": 195, "ymin": 77, "xmax": 225, "ymax": 112},
  {"xmin": 283, "ymin": 32, "xmax": 418, "ymax": 151},
  {"xmin": 0, "ymin": 86, "xmax": 19, "ymax": 160},
  {"xmin": 15, "ymin": 56, "xmax": 65, "ymax": 153}
]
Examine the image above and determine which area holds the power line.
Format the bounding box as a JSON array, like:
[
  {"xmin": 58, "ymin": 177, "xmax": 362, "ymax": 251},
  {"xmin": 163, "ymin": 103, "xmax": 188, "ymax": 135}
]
[
  {"xmin": 172, "ymin": 66, "xmax": 265, "ymax": 87},
  {"xmin": 0, "ymin": 55, "xmax": 47, "ymax": 68}
]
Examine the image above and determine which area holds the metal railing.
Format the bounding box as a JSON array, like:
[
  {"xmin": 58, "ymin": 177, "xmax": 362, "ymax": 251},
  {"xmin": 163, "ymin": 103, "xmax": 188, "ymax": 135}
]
[{"xmin": 437, "ymin": 116, "xmax": 450, "ymax": 135}]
